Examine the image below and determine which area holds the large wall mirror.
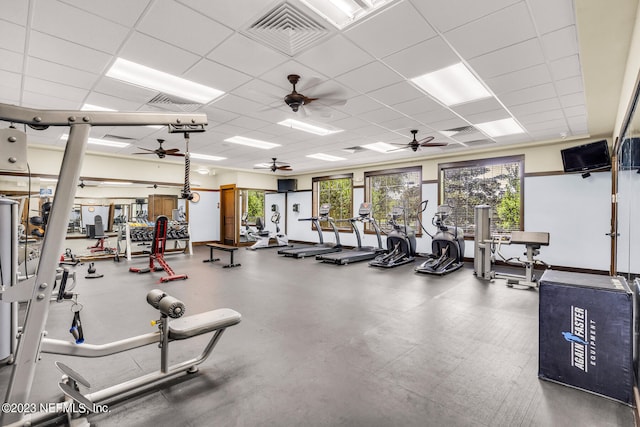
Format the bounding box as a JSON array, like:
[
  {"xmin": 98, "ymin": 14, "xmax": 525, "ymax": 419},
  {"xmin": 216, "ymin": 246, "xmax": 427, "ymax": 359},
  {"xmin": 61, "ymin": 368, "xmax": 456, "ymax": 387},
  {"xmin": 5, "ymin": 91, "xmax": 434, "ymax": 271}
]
[
  {"xmin": 616, "ymin": 75, "xmax": 640, "ymax": 281},
  {"xmin": 238, "ymin": 189, "xmax": 265, "ymax": 243},
  {"xmin": 0, "ymin": 174, "xmax": 184, "ymax": 238}
]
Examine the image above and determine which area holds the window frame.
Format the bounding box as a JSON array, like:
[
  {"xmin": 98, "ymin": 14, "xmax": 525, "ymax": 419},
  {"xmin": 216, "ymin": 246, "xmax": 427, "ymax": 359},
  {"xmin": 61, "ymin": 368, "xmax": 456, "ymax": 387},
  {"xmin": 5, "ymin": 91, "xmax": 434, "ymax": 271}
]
[
  {"xmin": 364, "ymin": 166, "xmax": 423, "ymax": 236},
  {"xmin": 438, "ymin": 154, "xmax": 524, "ymax": 239},
  {"xmin": 312, "ymin": 173, "xmax": 354, "ymax": 232}
]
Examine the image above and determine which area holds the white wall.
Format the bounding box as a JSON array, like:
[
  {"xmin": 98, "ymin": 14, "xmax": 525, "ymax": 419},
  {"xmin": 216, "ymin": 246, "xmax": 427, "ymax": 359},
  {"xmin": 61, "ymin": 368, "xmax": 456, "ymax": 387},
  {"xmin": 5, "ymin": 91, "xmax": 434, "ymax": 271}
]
[
  {"xmin": 617, "ymin": 170, "xmax": 640, "ymax": 275},
  {"xmin": 188, "ymin": 190, "xmax": 219, "ymax": 243}
]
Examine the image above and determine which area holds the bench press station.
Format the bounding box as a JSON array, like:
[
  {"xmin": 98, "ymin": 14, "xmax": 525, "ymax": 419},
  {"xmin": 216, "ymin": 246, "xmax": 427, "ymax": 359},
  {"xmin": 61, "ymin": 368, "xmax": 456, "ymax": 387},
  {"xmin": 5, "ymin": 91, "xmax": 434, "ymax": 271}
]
[{"xmin": 0, "ymin": 103, "xmax": 241, "ymax": 427}]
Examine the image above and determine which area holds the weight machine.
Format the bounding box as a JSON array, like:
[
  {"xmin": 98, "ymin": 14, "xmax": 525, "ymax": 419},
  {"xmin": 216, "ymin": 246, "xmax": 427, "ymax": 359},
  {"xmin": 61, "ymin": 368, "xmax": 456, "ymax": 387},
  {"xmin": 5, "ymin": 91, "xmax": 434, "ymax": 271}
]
[
  {"xmin": 0, "ymin": 103, "xmax": 240, "ymax": 426},
  {"xmin": 474, "ymin": 204, "xmax": 550, "ymax": 289}
]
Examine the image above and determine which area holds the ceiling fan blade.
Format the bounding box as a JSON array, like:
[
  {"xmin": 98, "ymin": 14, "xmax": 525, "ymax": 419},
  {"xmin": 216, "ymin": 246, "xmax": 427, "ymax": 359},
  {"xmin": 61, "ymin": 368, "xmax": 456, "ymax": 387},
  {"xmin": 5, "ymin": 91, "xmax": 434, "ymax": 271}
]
[
  {"xmin": 302, "ymin": 96, "xmax": 319, "ymax": 105},
  {"xmin": 135, "ymin": 147, "xmax": 157, "ymax": 153},
  {"xmin": 388, "ymin": 146, "xmax": 410, "ymax": 152},
  {"xmin": 421, "ymin": 142, "xmax": 448, "ymax": 147},
  {"xmin": 132, "ymin": 152, "xmax": 156, "ymax": 155},
  {"xmin": 298, "ymin": 76, "xmax": 322, "ymax": 92},
  {"xmin": 276, "ymin": 166, "xmax": 292, "ymax": 170},
  {"xmin": 417, "ymin": 136, "xmax": 435, "ymax": 144},
  {"xmin": 166, "ymin": 152, "xmax": 186, "ymax": 157},
  {"xmin": 164, "ymin": 148, "xmax": 181, "ymax": 153}
]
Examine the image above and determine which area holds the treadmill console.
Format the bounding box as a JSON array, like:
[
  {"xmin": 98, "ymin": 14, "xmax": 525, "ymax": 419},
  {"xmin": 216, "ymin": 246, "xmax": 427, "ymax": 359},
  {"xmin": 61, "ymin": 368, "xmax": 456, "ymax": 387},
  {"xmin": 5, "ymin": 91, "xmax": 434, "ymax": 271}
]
[
  {"xmin": 319, "ymin": 203, "xmax": 331, "ymax": 217},
  {"xmin": 359, "ymin": 202, "xmax": 372, "ymax": 217}
]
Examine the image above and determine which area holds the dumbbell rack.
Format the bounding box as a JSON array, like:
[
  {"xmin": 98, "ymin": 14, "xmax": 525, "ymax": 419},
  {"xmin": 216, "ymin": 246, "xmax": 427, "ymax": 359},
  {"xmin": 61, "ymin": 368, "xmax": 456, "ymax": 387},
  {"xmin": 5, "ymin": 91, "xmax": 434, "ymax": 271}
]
[{"xmin": 124, "ymin": 221, "xmax": 192, "ymax": 261}]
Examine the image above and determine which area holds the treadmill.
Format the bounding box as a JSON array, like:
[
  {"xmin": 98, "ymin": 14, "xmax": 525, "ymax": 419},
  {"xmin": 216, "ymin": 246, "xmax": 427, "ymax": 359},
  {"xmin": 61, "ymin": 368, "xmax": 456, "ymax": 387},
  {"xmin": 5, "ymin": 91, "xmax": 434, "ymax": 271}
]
[
  {"xmin": 277, "ymin": 203, "xmax": 342, "ymax": 259},
  {"xmin": 316, "ymin": 202, "xmax": 384, "ymax": 265}
]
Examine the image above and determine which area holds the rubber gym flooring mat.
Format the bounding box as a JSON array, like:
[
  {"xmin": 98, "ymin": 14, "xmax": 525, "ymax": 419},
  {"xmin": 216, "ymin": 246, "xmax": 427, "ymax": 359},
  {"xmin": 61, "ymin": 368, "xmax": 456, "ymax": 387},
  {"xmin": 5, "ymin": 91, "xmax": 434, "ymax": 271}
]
[{"xmin": 0, "ymin": 245, "xmax": 634, "ymax": 426}]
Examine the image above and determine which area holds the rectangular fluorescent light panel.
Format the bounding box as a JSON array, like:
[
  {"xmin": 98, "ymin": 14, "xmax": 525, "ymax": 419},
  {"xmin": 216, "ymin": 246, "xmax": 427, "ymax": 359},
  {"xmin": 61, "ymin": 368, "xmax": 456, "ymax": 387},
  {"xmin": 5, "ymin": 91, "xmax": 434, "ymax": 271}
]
[
  {"xmin": 224, "ymin": 136, "xmax": 280, "ymax": 150},
  {"xmin": 106, "ymin": 58, "xmax": 224, "ymax": 104},
  {"xmin": 361, "ymin": 142, "xmax": 397, "ymax": 153},
  {"xmin": 39, "ymin": 177, "xmax": 58, "ymax": 182},
  {"xmin": 411, "ymin": 62, "xmax": 492, "ymax": 106},
  {"xmin": 306, "ymin": 153, "xmax": 346, "ymax": 161},
  {"xmin": 301, "ymin": 0, "xmax": 396, "ymax": 29},
  {"xmin": 61, "ymin": 134, "xmax": 130, "ymax": 148},
  {"xmin": 475, "ymin": 118, "xmax": 525, "ymax": 137},
  {"xmin": 278, "ymin": 119, "xmax": 341, "ymax": 136},
  {"xmin": 190, "ymin": 153, "xmax": 227, "ymax": 161}
]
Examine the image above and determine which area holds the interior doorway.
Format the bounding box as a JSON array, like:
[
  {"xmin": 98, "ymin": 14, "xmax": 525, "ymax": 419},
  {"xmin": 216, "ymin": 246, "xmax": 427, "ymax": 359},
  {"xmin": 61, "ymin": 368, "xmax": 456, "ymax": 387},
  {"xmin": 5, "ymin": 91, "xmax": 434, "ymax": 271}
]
[{"xmin": 220, "ymin": 184, "xmax": 237, "ymax": 245}]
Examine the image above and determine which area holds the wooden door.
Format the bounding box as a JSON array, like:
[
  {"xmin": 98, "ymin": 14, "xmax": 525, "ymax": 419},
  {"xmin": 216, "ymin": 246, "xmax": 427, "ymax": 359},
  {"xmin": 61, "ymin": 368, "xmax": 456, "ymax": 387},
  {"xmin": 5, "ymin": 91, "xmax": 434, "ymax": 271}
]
[{"xmin": 220, "ymin": 185, "xmax": 236, "ymax": 245}]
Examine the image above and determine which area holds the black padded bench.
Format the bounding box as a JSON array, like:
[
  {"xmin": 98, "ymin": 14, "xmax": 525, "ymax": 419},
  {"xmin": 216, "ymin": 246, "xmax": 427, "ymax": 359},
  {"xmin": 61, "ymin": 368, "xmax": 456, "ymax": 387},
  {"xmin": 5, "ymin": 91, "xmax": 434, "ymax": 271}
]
[{"xmin": 204, "ymin": 243, "xmax": 241, "ymax": 268}]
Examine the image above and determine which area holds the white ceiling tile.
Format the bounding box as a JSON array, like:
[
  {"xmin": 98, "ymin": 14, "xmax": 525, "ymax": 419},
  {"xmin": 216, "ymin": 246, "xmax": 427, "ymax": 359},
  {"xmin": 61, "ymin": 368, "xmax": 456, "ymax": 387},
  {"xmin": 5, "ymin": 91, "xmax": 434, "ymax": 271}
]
[
  {"xmin": 330, "ymin": 116, "xmax": 371, "ymax": 131},
  {"xmin": 542, "ymin": 26, "xmax": 579, "ymax": 61},
  {"xmin": 345, "ymin": 2, "xmax": 435, "ymax": 59},
  {"xmin": 0, "ymin": 48, "xmax": 23, "ymax": 73},
  {"xmin": 207, "ymin": 34, "xmax": 288, "ymax": 77},
  {"xmin": 120, "ymin": 32, "xmax": 201, "ymax": 75},
  {"xmin": 0, "ymin": 1, "xmax": 28, "ymax": 24},
  {"xmin": 32, "ymin": 1, "xmax": 128, "ymax": 54},
  {"xmin": 567, "ymin": 116, "xmax": 588, "ymax": 133},
  {"xmin": 0, "ymin": 70, "xmax": 21, "ymax": 102},
  {"xmin": 485, "ymin": 64, "xmax": 552, "ymax": 94},
  {"xmin": 383, "ymin": 36, "xmax": 458, "ymax": 79},
  {"xmin": 429, "ymin": 117, "xmax": 471, "ymax": 133},
  {"xmin": 517, "ymin": 108, "xmax": 565, "ymax": 125},
  {"xmin": 379, "ymin": 115, "xmax": 424, "ymax": 132},
  {"xmin": 83, "ymin": 92, "xmax": 145, "ymax": 111},
  {"xmin": 510, "ymin": 97, "xmax": 562, "ymax": 116},
  {"xmin": 211, "ymin": 94, "xmax": 266, "ymax": 115},
  {"xmin": 451, "ymin": 97, "xmax": 505, "ymax": 116},
  {"xmin": 92, "ymin": 77, "xmax": 158, "ymax": 105},
  {"xmin": 336, "ymin": 62, "xmax": 402, "ymax": 93},
  {"xmin": 549, "ymin": 54, "xmax": 581, "ymax": 81},
  {"xmin": 367, "ymin": 81, "xmax": 422, "ymax": 105},
  {"xmin": 137, "ymin": 1, "xmax": 232, "ymax": 56},
  {"xmin": 555, "ymin": 76, "xmax": 584, "ymax": 96},
  {"xmin": 185, "ymin": 59, "xmax": 252, "ymax": 93},
  {"xmin": 296, "ymin": 35, "xmax": 373, "ymax": 78},
  {"xmin": 465, "ymin": 109, "xmax": 511, "ymax": 124},
  {"xmin": 499, "ymin": 83, "xmax": 557, "ymax": 107},
  {"xmin": 200, "ymin": 105, "xmax": 240, "ymax": 126},
  {"xmin": 524, "ymin": 119, "xmax": 568, "ymax": 133},
  {"xmin": 391, "ymin": 96, "xmax": 441, "ymax": 116},
  {"xmin": 177, "ymin": 0, "xmax": 270, "ymax": 29},
  {"xmin": 60, "ymin": 0, "xmax": 151, "ymax": 27},
  {"xmin": 225, "ymin": 115, "xmax": 272, "ymax": 131},
  {"xmin": 0, "ymin": 19, "xmax": 26, "ymax": 54},
  {"xmin": 23, "ymin": 76, "xmax": 88, "ymax": 103},
  {"xmin": 564, "ymin": 104, "xmax": 587, "ymax": 117},
  {"xmin": 527, "ymin": 0, "xmax": 576, "ymax": 35},
  {"xmin": 232, "ymin": 78, "xmax": 287, "ymax": 108},
  {"xmin": 28, "ymin": 31, "xmax": 112, "ymax": 74},
  {"xmin": 410, "ymin": 0, "xmax": 520, "ymax": 32},
  {"xmin": 26, "ymin": 57, "xmax": 98, "ymax": 90},
  {"xmin": 560, "ymin": 92, "xmax": 585, "ymax": 108},
  {"xmin": 359, "ymin": 107, "xmax": 404, "ymax": 124},
  {"xmin": 413, "ymin": 108, "xmax": 460, "ymax": 127},
  {"xmin": 469, "ymin": 38, "xmax": 546, "ymax": 79},
  {"xmin": 445, "ymin": 2, "xmax": 536, "ymax": 59},
  {"xmin": 333, "ymin": 95, "xmax": 384, "ymax": 115},
  {"xmin": 21, "ymin": 90, "xmax": 82, "ymax": 109}
]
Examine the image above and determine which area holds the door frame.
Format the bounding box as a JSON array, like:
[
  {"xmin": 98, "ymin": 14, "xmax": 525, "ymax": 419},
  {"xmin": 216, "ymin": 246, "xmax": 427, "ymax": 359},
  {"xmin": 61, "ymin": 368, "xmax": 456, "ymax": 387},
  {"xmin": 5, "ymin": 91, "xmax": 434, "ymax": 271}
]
[{"xmin": 220, "ymin": 184, "xmax": 237, "ymax": 246}]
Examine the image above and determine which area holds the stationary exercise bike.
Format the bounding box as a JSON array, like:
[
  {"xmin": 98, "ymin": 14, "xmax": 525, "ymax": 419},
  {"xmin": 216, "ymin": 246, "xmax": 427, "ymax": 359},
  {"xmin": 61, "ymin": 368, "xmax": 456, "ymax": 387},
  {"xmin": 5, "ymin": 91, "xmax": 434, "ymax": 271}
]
[
  {"xmin": 247, "ymin": 208, "xmax": 289, "ymax": 250},
  {"xmin": 415, "ymin": 203, "xmax": 465, "ymax": 275},
  {"xmin": 369, "ymin": 205, "xmax": 417, "ymax": 268}
]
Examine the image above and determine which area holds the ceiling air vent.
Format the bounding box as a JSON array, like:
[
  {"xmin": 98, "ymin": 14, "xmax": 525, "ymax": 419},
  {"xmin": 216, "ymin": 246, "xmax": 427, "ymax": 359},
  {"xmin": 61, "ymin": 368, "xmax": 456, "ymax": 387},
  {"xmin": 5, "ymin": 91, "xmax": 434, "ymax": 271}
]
[
  {"xmin": 146, "ymin": 93, "xmax": 203, "ymax": 113},
  {"xmin": 343, "ymin": 146, "xmax": 366, "ymax": 154},
  {"xmin": 243, "ymin": 2, "xmax": 330, "ymax": 56}
]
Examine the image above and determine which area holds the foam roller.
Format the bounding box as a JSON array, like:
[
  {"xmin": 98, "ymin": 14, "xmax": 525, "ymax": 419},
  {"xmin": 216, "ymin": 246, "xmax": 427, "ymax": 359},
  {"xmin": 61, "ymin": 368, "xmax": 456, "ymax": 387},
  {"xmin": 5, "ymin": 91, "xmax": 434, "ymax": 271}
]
[
  {"xmin": 158, "ymin": 295, "xmax": 185, "ymax": 318},
  {"xmin": 146, "ymin": 289, "xmax": 166, "ymax": 309}
]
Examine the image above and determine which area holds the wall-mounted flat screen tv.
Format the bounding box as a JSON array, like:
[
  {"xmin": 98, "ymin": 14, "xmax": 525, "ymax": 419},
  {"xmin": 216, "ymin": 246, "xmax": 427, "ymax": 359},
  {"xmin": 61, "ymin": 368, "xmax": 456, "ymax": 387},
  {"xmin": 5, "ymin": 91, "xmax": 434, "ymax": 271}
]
[
  {"xmin": 277, "ymin": 178, "xmax": 297, "ymax": 193},
  {"xmin": 561, "ymin": 139, "xmax": 611, "ymax": 173}
]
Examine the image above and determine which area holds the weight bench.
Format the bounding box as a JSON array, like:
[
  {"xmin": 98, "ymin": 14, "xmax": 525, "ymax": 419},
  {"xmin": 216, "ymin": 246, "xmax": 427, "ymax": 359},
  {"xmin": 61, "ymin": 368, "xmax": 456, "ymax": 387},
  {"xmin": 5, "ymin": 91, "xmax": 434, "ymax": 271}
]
[
  {"xmin": 204, "ymin": 243, "xmax": 241, "ymax": 268},
  {"xmin": 29, "ymin": 290, "xmax": 241, "ymax": 426}
]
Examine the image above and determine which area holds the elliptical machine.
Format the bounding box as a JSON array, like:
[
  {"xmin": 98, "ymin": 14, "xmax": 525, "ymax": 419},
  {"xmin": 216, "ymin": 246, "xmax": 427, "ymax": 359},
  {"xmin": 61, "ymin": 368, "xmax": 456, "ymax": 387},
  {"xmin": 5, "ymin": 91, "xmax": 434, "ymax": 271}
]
[
  {"xmin": 369, "ymin": 205, "xmax": 416, "ymax": 268},
  {"xmin": 248, "ymin": 209, "xmax": 289, "ymax": 250},
  {"xmin": 415, "ymin": 203, "xmax": 465, "ymax": 275}
]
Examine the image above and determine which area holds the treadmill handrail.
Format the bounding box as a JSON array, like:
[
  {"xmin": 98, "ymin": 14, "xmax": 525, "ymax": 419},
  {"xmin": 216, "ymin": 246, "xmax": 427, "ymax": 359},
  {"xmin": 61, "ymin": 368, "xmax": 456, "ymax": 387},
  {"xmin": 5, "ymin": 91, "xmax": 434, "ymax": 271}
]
[{"xmin": 298, "ymin": 217, "xmax": 323, "ymax": 244}]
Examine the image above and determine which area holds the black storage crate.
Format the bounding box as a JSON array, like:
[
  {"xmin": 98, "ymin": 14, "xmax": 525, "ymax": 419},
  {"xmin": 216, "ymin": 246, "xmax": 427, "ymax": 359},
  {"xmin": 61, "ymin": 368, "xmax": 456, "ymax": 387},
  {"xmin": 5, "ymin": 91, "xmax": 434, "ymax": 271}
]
[{"xmin": 538, "ymin": 270, "xmax": 633, "ymax": 405}]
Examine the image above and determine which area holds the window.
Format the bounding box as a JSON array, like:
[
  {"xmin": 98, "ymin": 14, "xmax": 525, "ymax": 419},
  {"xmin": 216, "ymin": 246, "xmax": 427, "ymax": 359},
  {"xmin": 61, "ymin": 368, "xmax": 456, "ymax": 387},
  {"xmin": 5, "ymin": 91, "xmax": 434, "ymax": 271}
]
[
  {"xmin": 439, "ymin": 155, "xmax": 523, "ymax": 236},
  {"xmin": 312, "ymin": 174, "xmax": 353, "ymax": 230},
  {"xmin": 365, "ymin": 167, "xmax": 422, "ymax": 233},
  {"xmin": 240, "ymin": 189, "xmax": 265, "ymax": 224}
]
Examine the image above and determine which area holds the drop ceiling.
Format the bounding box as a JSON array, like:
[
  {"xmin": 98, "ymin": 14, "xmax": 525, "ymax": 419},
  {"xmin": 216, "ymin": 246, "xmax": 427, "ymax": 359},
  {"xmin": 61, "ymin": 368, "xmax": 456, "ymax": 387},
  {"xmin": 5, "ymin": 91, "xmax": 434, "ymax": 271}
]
[{"xmin": 0, "ymin": 0, "xmax": 636, "ymax": 175}]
